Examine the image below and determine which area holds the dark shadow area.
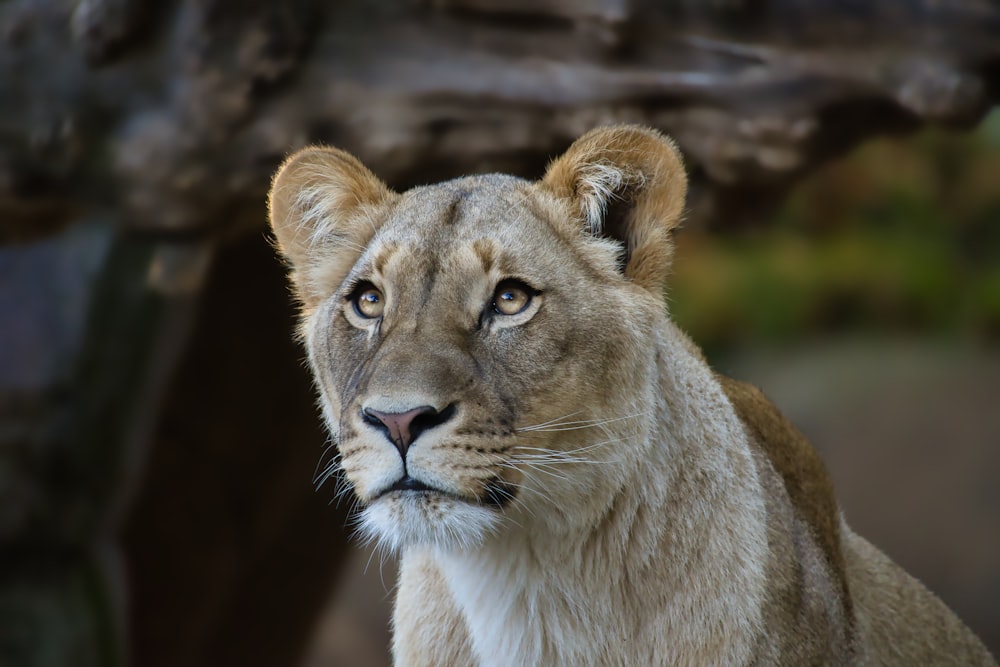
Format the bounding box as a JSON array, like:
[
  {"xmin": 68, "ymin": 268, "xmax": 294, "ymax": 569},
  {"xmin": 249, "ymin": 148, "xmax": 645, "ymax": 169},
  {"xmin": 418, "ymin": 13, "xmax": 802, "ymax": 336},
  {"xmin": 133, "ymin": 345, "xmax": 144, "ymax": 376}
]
[{"xmin": 122, "ymin": 234, "xmax": 351, "ymax": 667}]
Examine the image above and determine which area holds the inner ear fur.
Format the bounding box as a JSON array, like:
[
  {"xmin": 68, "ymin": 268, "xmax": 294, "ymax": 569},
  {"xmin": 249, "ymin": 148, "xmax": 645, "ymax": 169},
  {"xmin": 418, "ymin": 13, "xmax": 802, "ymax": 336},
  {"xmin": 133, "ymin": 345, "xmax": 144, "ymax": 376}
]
[
  {"xmin": 267, "ymin": 146, "xmax": 396, "ymax": 308},
  {"xmin": 541, "ymin": 125, "xmax": 688, "ymax": 290}
]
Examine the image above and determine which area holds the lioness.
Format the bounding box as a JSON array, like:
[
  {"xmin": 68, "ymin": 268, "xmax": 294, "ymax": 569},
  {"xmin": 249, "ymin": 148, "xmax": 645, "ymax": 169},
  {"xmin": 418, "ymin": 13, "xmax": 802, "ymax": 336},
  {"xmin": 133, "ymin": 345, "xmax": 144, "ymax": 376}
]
[{"xmin": 268, "ymin": 126, "xmax": 995, "ymax": 665}]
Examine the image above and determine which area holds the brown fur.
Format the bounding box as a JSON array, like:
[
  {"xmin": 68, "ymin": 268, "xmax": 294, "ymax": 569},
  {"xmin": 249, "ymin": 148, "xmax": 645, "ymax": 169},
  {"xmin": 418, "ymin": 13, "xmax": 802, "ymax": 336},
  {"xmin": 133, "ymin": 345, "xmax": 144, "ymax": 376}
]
[
  {"xmin": 268, "ymin": 125, "xmax": 997, "ymax": 666},
  {"xmin": 719, "ymin": 376, "xmax": 851, "ymax": 611}
]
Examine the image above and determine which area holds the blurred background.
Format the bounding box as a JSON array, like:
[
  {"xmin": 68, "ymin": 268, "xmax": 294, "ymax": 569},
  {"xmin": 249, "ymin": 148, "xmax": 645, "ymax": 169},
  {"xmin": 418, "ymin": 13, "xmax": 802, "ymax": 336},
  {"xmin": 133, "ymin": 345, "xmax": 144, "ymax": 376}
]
[{"xmin": 1, "ymin": 2, "xmax": 998, "ymax": 666}]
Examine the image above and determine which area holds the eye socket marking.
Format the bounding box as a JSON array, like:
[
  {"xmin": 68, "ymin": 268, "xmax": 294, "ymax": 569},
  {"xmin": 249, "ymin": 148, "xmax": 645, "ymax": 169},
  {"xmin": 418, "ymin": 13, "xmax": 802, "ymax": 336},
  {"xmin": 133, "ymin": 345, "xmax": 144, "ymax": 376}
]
[
  {"xmin": 492, "ymin": 279, "xmax": 536, "ymax": 316},
  {"xmin": 350, "ymin": 282, "xmax": 385, "ymax": 319}
]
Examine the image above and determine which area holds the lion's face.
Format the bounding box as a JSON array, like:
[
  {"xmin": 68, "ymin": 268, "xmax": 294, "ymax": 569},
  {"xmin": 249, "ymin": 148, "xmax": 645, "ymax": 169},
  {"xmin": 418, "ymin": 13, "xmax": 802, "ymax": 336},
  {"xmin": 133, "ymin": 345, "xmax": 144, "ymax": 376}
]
[{"xmin": 269, "ymin": 127, "xmax": 687, "ymax": 551}]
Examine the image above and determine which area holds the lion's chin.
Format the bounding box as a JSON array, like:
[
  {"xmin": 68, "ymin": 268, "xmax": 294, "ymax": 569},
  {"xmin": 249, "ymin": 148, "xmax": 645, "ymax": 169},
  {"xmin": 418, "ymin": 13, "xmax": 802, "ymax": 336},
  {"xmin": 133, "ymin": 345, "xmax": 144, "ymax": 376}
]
[{"xmin": 358, "ymin": 491, "xmax": 501, "ymax": 553}]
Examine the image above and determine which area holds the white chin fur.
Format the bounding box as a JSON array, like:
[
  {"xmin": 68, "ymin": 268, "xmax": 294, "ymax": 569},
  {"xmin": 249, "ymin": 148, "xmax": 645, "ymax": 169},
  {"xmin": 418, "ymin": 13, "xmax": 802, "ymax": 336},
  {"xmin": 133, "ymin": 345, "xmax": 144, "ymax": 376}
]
[{"xmin": 358, "ymin": 493, "xmax": 501, "ymax": 552}]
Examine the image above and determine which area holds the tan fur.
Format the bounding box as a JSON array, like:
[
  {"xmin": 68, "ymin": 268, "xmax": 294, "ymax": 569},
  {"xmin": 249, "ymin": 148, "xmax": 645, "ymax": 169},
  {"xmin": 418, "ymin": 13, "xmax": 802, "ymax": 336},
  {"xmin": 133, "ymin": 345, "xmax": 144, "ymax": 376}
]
[{"xmin": 268, "ymin": 125, "xmax": 996, "ymax": 666}]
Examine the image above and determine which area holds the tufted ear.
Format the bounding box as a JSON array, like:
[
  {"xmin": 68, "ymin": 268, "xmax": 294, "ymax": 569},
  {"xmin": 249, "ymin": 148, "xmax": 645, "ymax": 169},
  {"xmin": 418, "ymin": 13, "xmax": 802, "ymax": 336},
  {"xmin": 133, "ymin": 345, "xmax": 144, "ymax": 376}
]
[
  {"xmin": 268, "ymin": 147, "xmax": 396, "ymax": 309},
  {"xmin": 541, "ymin": 125, "xmax": 687, "ymax": 290}
]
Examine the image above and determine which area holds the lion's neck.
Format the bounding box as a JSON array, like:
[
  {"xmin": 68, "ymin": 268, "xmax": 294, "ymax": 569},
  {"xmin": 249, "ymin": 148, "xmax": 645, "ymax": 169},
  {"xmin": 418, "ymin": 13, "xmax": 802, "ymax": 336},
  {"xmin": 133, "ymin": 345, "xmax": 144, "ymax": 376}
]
[{"xmin": 431, "ymin": 320, "xmax": 769, "ymax": 665}]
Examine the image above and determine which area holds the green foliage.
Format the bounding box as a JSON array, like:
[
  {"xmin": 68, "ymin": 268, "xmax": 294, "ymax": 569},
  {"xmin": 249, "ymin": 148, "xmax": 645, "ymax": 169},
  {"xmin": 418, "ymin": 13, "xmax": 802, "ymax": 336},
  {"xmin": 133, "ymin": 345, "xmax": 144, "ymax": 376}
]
[{"xmin": 670, "ymin": 109, "xmax": 1000, "ymax": 351}]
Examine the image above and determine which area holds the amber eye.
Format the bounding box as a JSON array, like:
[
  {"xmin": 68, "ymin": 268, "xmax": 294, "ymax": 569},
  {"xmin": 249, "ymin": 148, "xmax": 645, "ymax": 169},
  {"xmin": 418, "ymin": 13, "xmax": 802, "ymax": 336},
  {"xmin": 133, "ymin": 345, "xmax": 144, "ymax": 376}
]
[
  {"xmin": 352, "ymin": 284, "xmax": 384, "ymax": 319},
  {"xmin": 492, "ymin": 280, "xmax": 533, "ymax": 316}
]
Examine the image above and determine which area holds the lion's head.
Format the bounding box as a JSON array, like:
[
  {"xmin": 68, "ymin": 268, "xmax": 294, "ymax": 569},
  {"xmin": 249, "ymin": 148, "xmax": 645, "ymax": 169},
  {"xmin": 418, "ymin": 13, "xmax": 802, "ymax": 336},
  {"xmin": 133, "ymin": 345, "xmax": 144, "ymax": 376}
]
[{"xmin": 268, "ymin": 126, "xmax": 687, "ymax": 552}]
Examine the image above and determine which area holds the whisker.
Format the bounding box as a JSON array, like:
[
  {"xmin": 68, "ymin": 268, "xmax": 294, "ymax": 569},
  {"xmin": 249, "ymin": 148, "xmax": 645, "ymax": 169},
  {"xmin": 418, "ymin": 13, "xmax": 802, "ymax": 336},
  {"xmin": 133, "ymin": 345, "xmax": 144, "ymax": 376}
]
[
  {"xmin": 331, "ymin": 479, "xmax": 357, "ymax": 508},
  {"xmin": 515, "ymin": 457, "xmax": 608, "ymax": 466},
  {"xmin": 363, "ymin": 542, "xmax": 380, "ymax": 577},
  {"xmin": 377, "ymin": 543, "xmax": 393, "ymax": 594},
  {"xmin": 500, "ymin": 461, "xmax": 572, "ymax": 483},
  {"xmin": 313, "ymin": 438, "xmax": 339, "ymax": 481},
  {"xmin": 481, "ymin": 477, "xmax": 537, "ymax": 521},
  {"xmin": 315, "ymin": 456, "xmax": 348, "ymax": 494},
  {"xmin": 517, "ymin": 412, "xmax": 648, "ymax": 433},
  {"xmin": 516, "ymin": 410, "xmax": 586, "ymax": 430},
  {"xmin": 514, "ymin": 435, "xmax": 633, "ymax": 459}
]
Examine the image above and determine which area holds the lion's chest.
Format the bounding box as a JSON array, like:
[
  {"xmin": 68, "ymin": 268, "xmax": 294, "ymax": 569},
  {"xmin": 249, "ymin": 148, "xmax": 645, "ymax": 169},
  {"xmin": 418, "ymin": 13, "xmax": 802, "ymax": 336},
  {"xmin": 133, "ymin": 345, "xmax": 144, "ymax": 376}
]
[
  {"xmin": 430, "ymin": 518, "xmax": 766, "ymax": 666},
  {"xmin": 435, "ymin": 549, "xmax": 641, "ymax": 665}
]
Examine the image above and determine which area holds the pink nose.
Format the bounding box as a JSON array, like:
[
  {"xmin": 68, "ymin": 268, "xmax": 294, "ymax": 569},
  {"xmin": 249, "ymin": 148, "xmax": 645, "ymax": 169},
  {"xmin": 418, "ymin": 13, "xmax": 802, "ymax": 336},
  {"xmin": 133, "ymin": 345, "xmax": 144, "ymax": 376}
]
[{"xmin": 362, "ymin": 405, "xmax": 454, "ymax": 459}]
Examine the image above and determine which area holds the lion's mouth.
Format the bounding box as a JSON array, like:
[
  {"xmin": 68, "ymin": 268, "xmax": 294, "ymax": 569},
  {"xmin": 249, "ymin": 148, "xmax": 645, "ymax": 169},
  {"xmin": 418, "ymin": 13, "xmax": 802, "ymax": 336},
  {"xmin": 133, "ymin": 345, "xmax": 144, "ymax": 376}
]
[
  {"xmin": 372, "ymin": 475, "xmax": 518, "ymax": 509},
  {"xmin": 372, "ymin": 475, "xmax": 449, "ymax": 501},
  {"xmin": 387, "ymin": 475, "xmax": 435, "ymax": 494}
]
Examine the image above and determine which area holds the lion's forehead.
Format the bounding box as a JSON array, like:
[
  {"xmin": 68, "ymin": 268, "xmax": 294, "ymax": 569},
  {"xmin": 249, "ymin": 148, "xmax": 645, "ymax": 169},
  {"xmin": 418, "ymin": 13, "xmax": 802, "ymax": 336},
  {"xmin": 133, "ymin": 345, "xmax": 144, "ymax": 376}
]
[
  {"xmin": 369, "ymin": 176, "xmax": 568, "ymax": 288},
  {"xmin": 380, "ymin": 175, "xmax": 555, "ymax": 246}
]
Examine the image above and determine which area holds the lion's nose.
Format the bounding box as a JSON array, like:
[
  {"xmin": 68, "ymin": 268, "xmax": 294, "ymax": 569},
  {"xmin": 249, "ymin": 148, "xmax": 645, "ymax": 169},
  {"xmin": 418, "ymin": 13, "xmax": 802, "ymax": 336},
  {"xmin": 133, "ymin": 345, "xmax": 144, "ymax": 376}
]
[{"xmin": 361, "ymin": 404, "xmax": 456, "ymax": 459}]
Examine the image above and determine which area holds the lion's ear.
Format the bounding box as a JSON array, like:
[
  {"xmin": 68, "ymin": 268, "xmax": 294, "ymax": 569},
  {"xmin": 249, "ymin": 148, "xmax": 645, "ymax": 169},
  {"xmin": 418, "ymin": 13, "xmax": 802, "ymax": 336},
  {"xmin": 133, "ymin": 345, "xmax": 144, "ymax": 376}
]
[
  {"xmin": 268, "ymin": 147, "xmax": 396, "ymax": 308},
  {"xmin": 541, "ymin": 125, "xmax": 687, "ymax": 290}
]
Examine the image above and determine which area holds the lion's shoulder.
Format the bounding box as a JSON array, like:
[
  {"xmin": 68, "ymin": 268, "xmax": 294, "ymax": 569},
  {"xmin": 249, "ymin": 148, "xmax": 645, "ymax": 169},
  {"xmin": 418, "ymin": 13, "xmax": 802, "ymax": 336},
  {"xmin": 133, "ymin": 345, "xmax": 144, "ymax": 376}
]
[{"xmin": 716, "ymin": 376, "xmax": 849, "ymax": 597}]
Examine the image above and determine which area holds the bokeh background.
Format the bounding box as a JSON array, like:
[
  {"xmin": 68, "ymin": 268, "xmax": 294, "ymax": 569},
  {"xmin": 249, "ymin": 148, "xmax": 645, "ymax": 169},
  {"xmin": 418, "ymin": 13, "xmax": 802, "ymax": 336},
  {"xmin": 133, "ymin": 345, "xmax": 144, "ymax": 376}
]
[{"xmin": 2, "ymin": 2, "xmax": 998, "ymax": 666}]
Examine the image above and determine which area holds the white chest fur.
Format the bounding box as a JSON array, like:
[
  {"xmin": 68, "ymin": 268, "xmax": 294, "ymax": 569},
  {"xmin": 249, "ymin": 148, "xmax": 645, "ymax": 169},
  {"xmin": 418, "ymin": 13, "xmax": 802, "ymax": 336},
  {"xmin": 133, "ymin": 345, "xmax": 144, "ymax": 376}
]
[{"xmin": 430, "ymin": 433, "xmax": 769, "ymax": 664}]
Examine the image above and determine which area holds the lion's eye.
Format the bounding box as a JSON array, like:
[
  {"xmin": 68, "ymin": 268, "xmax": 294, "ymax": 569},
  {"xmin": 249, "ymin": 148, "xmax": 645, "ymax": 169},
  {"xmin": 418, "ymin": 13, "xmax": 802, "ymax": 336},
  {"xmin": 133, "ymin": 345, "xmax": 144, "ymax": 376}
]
[
  {"xmin": 492, "ymin": 280, "xmax": 533, "ymax": 316},
  {"xmin": 352, "ymin": 284, "xmax": 384, "ymax": 319}
]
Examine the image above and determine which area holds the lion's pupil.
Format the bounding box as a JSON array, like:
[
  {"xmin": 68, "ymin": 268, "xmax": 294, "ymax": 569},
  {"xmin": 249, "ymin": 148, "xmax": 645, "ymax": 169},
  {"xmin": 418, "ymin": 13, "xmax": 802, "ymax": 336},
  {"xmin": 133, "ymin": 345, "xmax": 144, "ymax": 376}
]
[
  {"xmin": 496, "ymin": 287, "xmax": 528, "ymax": 315},
  {"xmin": 357, "ymin": 289, "xmax": 383, "ymax": 318}
]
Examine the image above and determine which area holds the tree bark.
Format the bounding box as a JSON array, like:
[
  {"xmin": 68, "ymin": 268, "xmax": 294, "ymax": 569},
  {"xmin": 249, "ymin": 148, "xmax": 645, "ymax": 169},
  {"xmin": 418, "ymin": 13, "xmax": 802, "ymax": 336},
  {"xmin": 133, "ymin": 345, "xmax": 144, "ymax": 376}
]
[{"xmin": 2, "ymin": 0, "xmax": 998, "ymax": 241}]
